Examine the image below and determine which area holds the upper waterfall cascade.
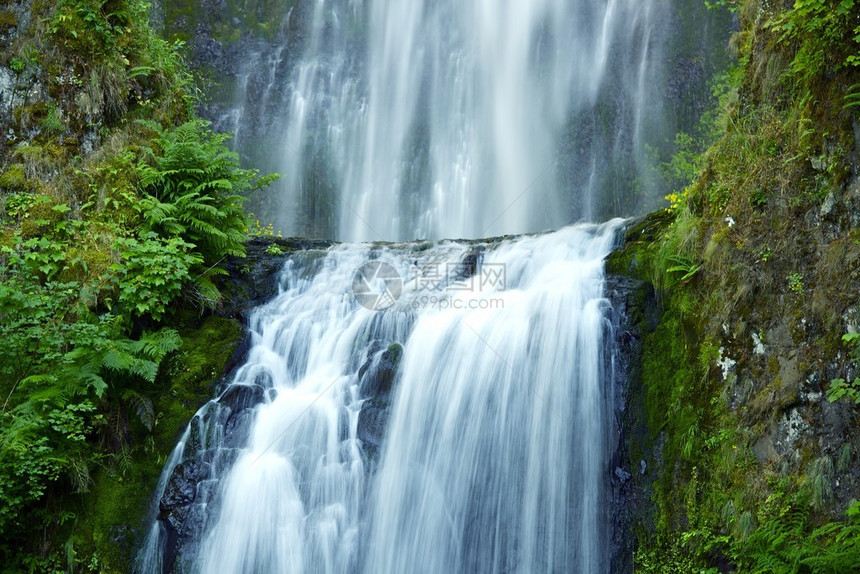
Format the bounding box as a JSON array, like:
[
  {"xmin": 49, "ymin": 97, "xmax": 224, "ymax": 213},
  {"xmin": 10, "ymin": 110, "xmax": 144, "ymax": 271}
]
[{"xmin": 221, "ymin": 0, "xmax": 686, "ymax": 241}]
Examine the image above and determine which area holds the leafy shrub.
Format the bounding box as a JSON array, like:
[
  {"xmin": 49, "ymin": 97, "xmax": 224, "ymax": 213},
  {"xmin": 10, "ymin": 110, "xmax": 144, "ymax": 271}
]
[
  {"xmin": 109, "ymin": 234, "xmax": 200, "ymax": 319},
  {"xmin": 767, "ymin": 0, "xmax": 860, "ymax": 82},
  {"xmin": 828, "ymin": 333, "xmax": 860, "ymax": 404}
]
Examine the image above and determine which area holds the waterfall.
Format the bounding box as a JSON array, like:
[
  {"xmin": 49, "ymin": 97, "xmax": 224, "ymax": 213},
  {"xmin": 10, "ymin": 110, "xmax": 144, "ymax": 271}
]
[
  {"xmin": 226, "ymin": 0, "xmax": 670, "ymax": 240},
  {"xmin": 363, "ymin": 225, "xmax": 618, "ymax": 572},
  {"xmin": 137, "ymin": 220, "xmax": 623, "ymax": 573},
  {"xmin": 136, "ymin": 0, "xmax": 730, "ymax": 569}
]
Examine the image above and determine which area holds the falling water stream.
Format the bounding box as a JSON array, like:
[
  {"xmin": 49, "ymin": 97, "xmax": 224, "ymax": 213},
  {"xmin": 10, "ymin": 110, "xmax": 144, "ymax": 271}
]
[
  {"xmin": 138, "ymin": 221, "xmax": 623, "ymax": 573},
  {"xmin": 225, "ymin": 0, "xmax": 671, "ymax": 240}
]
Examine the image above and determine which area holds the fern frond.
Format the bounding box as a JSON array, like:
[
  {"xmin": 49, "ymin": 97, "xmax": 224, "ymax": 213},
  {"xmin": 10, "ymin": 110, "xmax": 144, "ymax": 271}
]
[{"xmin": 122, "ymin": 389, "xmax": 155, "ymax": 431}]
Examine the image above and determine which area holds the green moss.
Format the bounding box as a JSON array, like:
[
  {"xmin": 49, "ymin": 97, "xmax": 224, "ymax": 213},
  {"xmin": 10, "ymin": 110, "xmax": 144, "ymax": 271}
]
[
  {"xmin": 0, "ymin": 9, "xmax": 17, "ymax": 32},
  {"xmin": 606, "ymin": 210, "xmax": 674, "ymax": 279},
  {"xmin": 18, "ymin": 193, "xmax": 66, "ymax": 237},
  {"xmin": 154, "ymin": 316, "xmax": 243, "ymax": 449},
  {"xmin": 0, "ymin": 163, "xmax": 28, "ymax": 190},
  {"xmin": 74, "ymin": 456, "xmax": 166, "ymax": 571}
]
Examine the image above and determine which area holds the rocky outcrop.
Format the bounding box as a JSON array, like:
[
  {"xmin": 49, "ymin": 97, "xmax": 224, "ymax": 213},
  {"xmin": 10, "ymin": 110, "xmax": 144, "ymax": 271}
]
[
  {"xmin": 605, "ymin": 267, "xmax": 661, "ymax": 574},
  {"xmin": 356, "ymin": 341, "xmax": 403, "ymax": 465},
  {"xmin": 218, "ymin": 237, "xmax": 335, "ymax": 320}
]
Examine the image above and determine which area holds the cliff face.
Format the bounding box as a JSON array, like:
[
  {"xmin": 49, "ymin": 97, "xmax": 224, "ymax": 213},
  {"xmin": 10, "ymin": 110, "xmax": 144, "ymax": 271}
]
[
  {"xmin": 6, "ymin": 0, "xmax": 860, "ymax": 570},
  {"xmin": 610, "ymin": 1, "xmax": 860, "ymax": 570}
]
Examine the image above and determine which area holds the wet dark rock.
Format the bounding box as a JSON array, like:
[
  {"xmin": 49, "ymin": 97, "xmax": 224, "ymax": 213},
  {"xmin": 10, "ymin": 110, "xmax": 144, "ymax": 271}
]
[
  {"xmin": 455, "ymin": 247, "xmax": 485, "ymax": 280},
  {"xmin": 358, "ymin": 343, "xmax": 403, "ymax": 397},
  {"xmin": 605, "ymin": 270, "xmax": 660, "ymax": 574},
  {"xmin": 357, "ymin": 405, "xmax": 390, "ymax": 463},
  {"xmin": 615, "ymin": 467, "xmax": 632, "ymax": 483},
  {"xmin": 338, "ymin": 405, "xmax": 351, "ymax": 443},
  {"xmin": 218, "ymin": 237, "xmax": 335, "ymax": 321},
  {"xmin": 159, "ymin": 460, "xmax": 210, "ymax": 516},
  {"xmin": 186, "ymin": 414, "xmax": 203, "ymax": 455},
  {"xmin": 254, "ymin": 370, "xmax": 274, "ymax": 389},
  {"xmin": 223, "ymin": 409, "xmax": 255, "ymax": 449},
  {"xmin": 218, "ymin": 383, "xmax": 265, "ymax": 413}
]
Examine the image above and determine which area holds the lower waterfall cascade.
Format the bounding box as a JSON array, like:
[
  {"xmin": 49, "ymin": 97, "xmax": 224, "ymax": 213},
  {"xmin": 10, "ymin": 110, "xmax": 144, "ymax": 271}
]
[{"xmin": 137, "ymin": 220, "xmax": 627, "ymax": 573}]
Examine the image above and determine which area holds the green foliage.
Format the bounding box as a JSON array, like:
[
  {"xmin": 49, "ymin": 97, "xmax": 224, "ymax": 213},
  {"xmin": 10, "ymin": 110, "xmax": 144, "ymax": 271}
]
[
  {"xmin": 749, "ymin": 188, "xmax": 768, "ymax": 208},
  {"xmin": 734, "ymin": 479, "xmax": 860, "ymax": 573},
  {"xmin": 827, "ymin": 377, "xmax": 860, "ymax": 404},
  {"xmin": 0, "ymin": 0, "xmax": 281, "ymax": 567},
  {"xmin": 787, "ymin": 272, "xmax": 804, "ymax": 294},
  {"xmin": 633, "ymin": 2, "xmax": 860, "ymax": 573},
  {"xmin": 110, "ymin": 234, "xmax": 201, "ymax": 319},
  {"xmin": 666, "ymin": 255, "xmax": 703, "ymax": 283},
  {"xmin": 767, "ymin": 0, "xmax": 860, "ymax": 80},
  {"xmin": 842, "ymin": 83, "xmax": 860, "ymax": 109},
  {"xmin": 249, "ymin": 213, "xmax": 284, "ymax": 238},
  {"xmin": 50, "ymin": 0, "xmax": 149, "ymax": 60},
  {"xmin": 9, "ymin": 56, "xmax": 26, "ymax": 73},
  {"xmin": 0, "ymin": 273, "xmax": 180, "ymax": 538},
  {"xmin": 128, "ymin": 118, "xmax": 282, "ymax": 306},
  {"xmin": 663, "ymin": 132, "xmax": 706, "ymax": 193},
  {"xmin": 704, "ymin": 0, "xmax": 739, "ymax": 11},
  {"xmin": 808, "ymin": 456, "xmax": 834, "ymax": 512},
  {"xmin": 41, "ymin": 104, "xmax": 66, "ymax": 135},
  {"xmin": 265, "ymin": 243, "xmax": 283, "ymax": 256},
  {"xmin": 0, "ymin": 178, "xmax": 212, "ymax": 564},
  {"xmin": 827, "ymin": 332, "xmax": 860, "ymax": 404},
  {"xmin": 136, "ymin": 119, "xmax": 255, "ymax": 265}
]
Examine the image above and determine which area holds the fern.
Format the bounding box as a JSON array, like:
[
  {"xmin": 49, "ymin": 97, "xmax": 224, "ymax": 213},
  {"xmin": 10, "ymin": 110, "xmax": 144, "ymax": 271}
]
[
  {"xmin": 666, "ymin": 255, "xmax": 703, "ymax": 283},
  {"xmin": 122, "ymin": 389, "xmax": 155, "ymax": 431},
  {"xmin": 131, "ymin": 119, "xmax": 273, "ymax": 308}
]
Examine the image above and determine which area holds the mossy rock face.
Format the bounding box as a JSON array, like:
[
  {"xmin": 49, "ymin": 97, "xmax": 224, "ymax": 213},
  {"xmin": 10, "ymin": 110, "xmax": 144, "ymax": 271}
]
[
  {"xmin": 0, "ymin": 9, "xmax": 17, "ymax": 33},
  {"xmin": 155, "ymin": 316, "xmax": 244, "ymax": 450},
  {"xmin": 622, "ymin": 2, "xmax": 860, "ymax": 562},
  {"xmin": 69, "ymin": 316, "xmax": 244, "ymax": 571},
  {"xmin": 606, "ymin": 210, "xmax": 674, "ymax": 279},
  {"xmin": 75, "ymin": 460, "xmax": 167, "ymax": 571},
  {"xmin": 0, "ymin": 163, "xmax": 28, "ymax": 190}
]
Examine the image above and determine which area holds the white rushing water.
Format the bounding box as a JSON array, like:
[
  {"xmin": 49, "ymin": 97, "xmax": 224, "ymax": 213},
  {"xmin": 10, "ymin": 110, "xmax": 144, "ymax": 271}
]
[
  {"xmin": 230, "ymin": 0, "xmax": 665, "ymax": 240},
  {"xmin": 363, "ymin": 224, "xmax": 619, "ymax": 573},
  {"xmin": 137, "ymin": 220, "xmax": 622, "ymax": 573}
]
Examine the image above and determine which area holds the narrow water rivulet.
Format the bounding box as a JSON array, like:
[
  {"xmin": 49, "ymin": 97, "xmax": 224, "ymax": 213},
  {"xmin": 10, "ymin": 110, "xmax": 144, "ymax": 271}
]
[{"xmin": 138, "ymin": 221, "xmax": 624, "ymax": 573}]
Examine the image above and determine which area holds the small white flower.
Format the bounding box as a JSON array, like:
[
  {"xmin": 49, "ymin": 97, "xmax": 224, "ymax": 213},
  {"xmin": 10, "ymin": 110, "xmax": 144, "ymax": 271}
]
[{"xmin": 725, "ymin": 216, "xmax": 735, "ymax": 227}]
